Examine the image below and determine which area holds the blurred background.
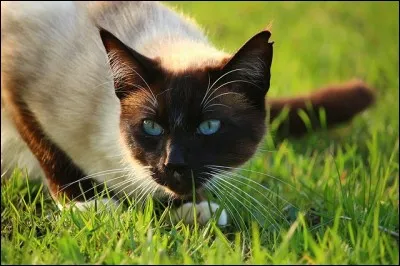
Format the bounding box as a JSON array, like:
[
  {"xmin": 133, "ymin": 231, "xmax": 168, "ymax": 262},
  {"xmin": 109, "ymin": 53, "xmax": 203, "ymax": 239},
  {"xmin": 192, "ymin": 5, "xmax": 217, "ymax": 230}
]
[{"xmin": 168, "ymin": 2, "xmax": 398, "ymax": 96}]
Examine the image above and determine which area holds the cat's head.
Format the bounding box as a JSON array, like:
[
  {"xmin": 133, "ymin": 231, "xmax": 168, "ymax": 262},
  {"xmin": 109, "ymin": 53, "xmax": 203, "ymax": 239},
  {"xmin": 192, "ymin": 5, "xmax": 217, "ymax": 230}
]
[{"xmin": 100, "ymin": 28, "xmax": 273, "ymax": 198}]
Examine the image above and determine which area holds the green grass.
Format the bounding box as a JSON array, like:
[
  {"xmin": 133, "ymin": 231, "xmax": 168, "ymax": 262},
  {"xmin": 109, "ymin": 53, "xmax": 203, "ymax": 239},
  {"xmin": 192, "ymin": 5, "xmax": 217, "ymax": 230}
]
[{"xmin": 1, "ymin": 1, "xmax": 399, "ymax": 264}]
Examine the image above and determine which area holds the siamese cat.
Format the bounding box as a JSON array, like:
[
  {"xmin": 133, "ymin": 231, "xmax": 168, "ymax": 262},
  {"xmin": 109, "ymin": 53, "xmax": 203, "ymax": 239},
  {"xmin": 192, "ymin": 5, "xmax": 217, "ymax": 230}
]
[{"xmin": 1, "ymin": 1, "xmax": 375, "ymax": 226}]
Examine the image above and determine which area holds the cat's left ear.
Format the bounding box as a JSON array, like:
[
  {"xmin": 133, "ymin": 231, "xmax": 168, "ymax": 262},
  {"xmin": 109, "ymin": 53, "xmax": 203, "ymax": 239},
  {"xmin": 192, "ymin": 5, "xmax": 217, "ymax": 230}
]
[
  {"xmin": 99, "ymin": 28, "xmax": 161, "ymax": 99},
  {"xmin": 221, "ymin": 30, "xmax": 273, "ymax": 100}
]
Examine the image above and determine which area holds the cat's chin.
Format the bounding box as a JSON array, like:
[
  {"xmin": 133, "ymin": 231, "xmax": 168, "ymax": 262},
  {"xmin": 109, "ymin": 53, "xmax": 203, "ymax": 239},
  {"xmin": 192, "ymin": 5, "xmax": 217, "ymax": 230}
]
[
  {"xmin": 156, "ymin": 184, "xmax": 200, "ymax": 200},
  {"xmin": 149, "ymin": 170, "xmax": 207, "ymax": 198},
  {"xmin": 154, "ymin": 182, "xmax": 206, "ymax": 202}
]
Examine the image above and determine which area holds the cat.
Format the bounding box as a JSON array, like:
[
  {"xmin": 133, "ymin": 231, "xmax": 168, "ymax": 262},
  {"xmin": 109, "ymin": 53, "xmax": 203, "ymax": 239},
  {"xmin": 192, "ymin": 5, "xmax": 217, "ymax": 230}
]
[{"xmin": 1, "ymin": 1, "xmax": 375, "ymax": 226}]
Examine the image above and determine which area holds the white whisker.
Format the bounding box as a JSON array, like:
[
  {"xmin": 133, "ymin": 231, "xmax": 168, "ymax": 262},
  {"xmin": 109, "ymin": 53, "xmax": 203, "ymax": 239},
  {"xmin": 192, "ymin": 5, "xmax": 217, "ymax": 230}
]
[
  {"xmin": 208, "ymin": 166, "xmax": 300, "ymax": 210},
  {"xmin": 59, "ymin": 168, "xmax": 130, "ymax": 192},
  {"xmin": 202, "ymin": 79, "xmax": 262, "ymax": 111},
  {"xmin": 209, "ymin": 170, "xmax": 289, "ymax": 227},
  {"xmin": 200, "ymin": 68, "xmax": 246, "ymax": 107}
]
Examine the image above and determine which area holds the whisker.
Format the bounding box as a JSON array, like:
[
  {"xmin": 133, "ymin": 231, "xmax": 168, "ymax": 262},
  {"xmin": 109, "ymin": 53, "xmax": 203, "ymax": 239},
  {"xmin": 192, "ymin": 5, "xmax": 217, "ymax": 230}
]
[
  {"xmin": 118, "ymin": 178, "xmax": 155, "ymax": 213},
  {"xmin": 101, "ymin": 178, "xmax": 153, "ymax": 215},
  {"xmin": 200, "ymin": 68, "xmax": 246, "ymax": 107},
  {"xmin": 208, "ymin": 166, "xmax": 300, "ymax": 210},
  {"xmin": 202, "ymin": 178, "xmax": 251, "ymax": 237},
  {"xmin": 84, "ymin": 174, "xmax": 136, "ymax": 202},
  {"xmin": 203, "ymin": 79, "xmax": 262, "ymax": 110},
  {"xmin": 207, "ymin": 165, "xmax": 298, "ymax": 191},
  {"xmin": 210, "ymin": 173, "xmax": 284, "ymax": 229},
  {"xmin": 209, "ymin": 170, "xmax": 290, "ymax": 227},
  {"xmin": 201, "ymin": 178, "xmax": 245, "ymax": 229},
  {"xmin": 203, "ymin": 92, "xmax": 241, "ymax": 110},
  {"xmin": 69, "ymin": 173, "xmax": 131, "ymax": 202},
  {"xmin": 203, "ymin": 103, "xmax": 232, "ymax": 111},
  {"xmin": 121, "ymin": 62, "xmax": 158, "ymax": 106},
  {"xmin": 121, "ymin": 82, "xmax": 157, "ymax": 108},
  {"xmin": 212, "ymin": 179, "xmax": 279, "ymax": 231},
  {"xmin": 59, "ymin": 168, "xmax": 130, "ymax": 192}
]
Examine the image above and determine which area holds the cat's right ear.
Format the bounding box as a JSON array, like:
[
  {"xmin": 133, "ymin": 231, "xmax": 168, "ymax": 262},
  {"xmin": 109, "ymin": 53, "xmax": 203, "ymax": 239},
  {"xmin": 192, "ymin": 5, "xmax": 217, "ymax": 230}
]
[
  {"xmin": 99, "ymin": 28, "xmax": 161, "ymax": 99},
  {"xmin": 220, "ymin": 30, "xmax": 273, "ymax": 107}
]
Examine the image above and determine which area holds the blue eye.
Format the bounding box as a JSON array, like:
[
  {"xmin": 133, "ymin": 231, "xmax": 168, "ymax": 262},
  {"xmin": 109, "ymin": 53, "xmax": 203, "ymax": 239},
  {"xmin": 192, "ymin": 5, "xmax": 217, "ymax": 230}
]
[
  {"xmin": 142, "ymin": 120, "xmax": 164, "ymax": 136},
  {"xmin": 197, "ymin": 119, "xmax": 221, "ymax": 135}
]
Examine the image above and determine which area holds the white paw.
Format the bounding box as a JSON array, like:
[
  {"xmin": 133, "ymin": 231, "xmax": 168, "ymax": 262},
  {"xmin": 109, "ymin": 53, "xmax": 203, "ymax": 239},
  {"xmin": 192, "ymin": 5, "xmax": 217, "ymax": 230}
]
[
  {"xmin": 56, "ymin": 198, "xmax": 119, "ymax": 211},
  {"xmin": 170, "ymin": 201, "xmax": 228, "ymax": 226}
]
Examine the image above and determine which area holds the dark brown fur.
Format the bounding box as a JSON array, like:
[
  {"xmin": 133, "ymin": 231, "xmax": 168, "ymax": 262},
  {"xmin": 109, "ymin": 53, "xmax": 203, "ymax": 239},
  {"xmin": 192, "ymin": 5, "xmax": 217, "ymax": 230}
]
[
  {"xmin": 268, "ymin": 79, "xmax": 376, "ymax": 137},
  {"xmin": 101, "ymin": 29, "xmax": 272, "ymax": 196}
]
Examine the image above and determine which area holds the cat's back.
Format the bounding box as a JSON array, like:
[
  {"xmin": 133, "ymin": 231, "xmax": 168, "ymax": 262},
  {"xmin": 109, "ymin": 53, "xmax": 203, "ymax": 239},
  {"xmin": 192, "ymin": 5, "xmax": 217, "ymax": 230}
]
[{"xmin": 0, "ymin": 1, "xmax": 214, "ymax": 180}]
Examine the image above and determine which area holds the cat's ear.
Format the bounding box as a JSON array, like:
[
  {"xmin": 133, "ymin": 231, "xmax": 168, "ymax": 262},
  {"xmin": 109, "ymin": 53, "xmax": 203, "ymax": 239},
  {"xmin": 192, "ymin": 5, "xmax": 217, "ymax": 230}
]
[
  {"xmin": 99, "ymin": 28, "xmax": 161, "ymax": 99},
  {"xmin": 221, "ymin": 30, "xmax": 273, "ymax": 104}
]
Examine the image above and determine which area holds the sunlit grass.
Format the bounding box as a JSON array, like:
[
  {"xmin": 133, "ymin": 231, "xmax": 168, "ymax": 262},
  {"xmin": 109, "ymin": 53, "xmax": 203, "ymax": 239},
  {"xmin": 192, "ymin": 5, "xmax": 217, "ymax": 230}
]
[{"xmin": 1, "ymin": 1, "xmax": 398, "ymax": 264}]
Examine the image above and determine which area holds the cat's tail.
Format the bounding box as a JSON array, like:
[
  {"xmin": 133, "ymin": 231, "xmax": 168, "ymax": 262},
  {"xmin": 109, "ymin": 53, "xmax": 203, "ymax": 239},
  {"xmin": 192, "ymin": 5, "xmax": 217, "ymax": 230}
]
[{"xmin": 268, "ymin": 79, "xmax": 376, "ymax": 138}]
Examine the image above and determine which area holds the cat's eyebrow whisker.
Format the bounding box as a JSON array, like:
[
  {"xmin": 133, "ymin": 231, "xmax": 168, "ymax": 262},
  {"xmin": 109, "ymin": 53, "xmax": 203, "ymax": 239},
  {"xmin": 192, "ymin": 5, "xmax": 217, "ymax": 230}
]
[
  {"xmin": 203, "ymin": 92, "xmax": 241, "ymax": 110},
  {"xmin": 202, "ymin": 79, "xmax": 262, "ymax": 111},
  {"xmin": 200, "ymin": 68, "xmax": 246, "ymax": 107},
  {"xmin": 118, "ymin": 81, "xmax": 157, "ymax": 108},
  {"xmin": 208, "ymin": 169, "xmax": 290, "ymax": 226},
  {"xmin": 203, "ymin": 103, "xmax": 231, "ymax": 112},
  {"xmin": 119, "ymin": 62, "xmax": 158, "ymax": 106},
  {"xmin": 112, "ymin": 64, "xmax": 157, "ymax": 107}
]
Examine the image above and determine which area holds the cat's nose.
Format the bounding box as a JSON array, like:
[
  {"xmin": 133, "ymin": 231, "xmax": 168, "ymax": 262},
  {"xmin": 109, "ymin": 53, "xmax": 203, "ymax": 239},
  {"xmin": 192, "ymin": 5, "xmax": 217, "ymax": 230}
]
[
  {"xmin": 164, "ymin": 162, "xmax": 187, "ymax": 176},
  {"xmin": 164, "ymin": 142, "xmax": 186, "ymax": 176}
]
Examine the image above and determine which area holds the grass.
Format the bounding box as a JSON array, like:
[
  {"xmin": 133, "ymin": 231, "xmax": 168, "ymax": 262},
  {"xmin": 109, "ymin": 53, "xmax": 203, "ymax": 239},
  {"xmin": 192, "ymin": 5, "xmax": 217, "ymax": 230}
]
[{"xmin": 1, "ymin": 1, "xmax": 399, "ymax": 264}]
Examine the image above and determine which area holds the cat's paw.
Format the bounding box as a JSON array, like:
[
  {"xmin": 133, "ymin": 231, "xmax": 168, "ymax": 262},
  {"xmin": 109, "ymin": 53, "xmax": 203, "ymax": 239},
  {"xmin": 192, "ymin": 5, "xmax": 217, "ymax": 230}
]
[
  {"xmin": 56, "ymin": 198, "xmax": 119, "ymax": 212},
  {"xmin": 170, "ymin": 201, "xmax": 228, "ymax": 226}
]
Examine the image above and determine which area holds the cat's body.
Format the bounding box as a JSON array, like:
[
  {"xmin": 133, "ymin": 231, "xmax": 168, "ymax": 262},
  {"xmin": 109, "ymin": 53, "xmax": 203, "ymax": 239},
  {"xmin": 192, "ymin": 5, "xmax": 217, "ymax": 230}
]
[{"xmin": 1, "ymin": 1, "xmax": 375, "ymax": 226}]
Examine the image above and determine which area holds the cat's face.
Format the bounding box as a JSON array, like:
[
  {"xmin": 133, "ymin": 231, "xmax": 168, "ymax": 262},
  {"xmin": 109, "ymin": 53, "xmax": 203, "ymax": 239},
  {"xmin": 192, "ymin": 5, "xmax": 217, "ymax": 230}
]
[{"xmin": 100, "ymin": 29, "xmax": 273, "ymax": 198}]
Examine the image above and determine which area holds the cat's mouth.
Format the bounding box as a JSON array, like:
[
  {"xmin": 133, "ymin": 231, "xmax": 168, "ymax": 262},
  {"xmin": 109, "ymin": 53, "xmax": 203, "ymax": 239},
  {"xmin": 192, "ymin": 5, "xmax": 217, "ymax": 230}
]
[{"xmin": 152, "ymin": 169, "xmax": 207, "ymax": 198}]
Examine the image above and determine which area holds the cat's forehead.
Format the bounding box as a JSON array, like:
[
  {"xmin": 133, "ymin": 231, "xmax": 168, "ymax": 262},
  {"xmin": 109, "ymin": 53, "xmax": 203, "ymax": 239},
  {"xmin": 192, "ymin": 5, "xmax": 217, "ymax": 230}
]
[
  {"xmin": 161, "ymin": 71, "xmax": 211, "ymax": 126},
  {"xmin": 156, "ymin": 40, "xmax": 230, "ymax": 74}
]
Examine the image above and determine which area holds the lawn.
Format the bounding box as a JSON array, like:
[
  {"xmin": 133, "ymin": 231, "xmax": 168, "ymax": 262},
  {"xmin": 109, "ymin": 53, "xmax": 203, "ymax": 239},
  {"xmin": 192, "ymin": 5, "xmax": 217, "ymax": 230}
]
[{"xmin": 1, "ymin": 1, "xmax": 399, "ymax": 264}]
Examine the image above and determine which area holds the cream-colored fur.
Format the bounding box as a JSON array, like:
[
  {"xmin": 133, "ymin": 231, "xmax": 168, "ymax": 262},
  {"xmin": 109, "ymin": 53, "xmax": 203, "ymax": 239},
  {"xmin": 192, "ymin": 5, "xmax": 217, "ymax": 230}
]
[{"xmin": 1, "ymin": 1, "xmax": 228, "ymax": 225}]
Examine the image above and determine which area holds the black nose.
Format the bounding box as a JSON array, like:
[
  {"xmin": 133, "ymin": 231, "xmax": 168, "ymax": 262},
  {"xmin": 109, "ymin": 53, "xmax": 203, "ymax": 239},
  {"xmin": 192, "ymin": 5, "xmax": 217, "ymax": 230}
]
[{"xmin": 164, "ymin": 142, "xmax": 187, "ymax": 175}]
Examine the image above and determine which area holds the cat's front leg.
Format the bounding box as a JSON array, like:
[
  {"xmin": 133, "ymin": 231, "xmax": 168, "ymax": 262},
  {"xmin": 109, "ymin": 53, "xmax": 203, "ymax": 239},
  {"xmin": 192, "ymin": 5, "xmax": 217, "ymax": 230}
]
[{"xmin": 170, "ymin": 201, "xmax": 228, "ymax": 226}]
